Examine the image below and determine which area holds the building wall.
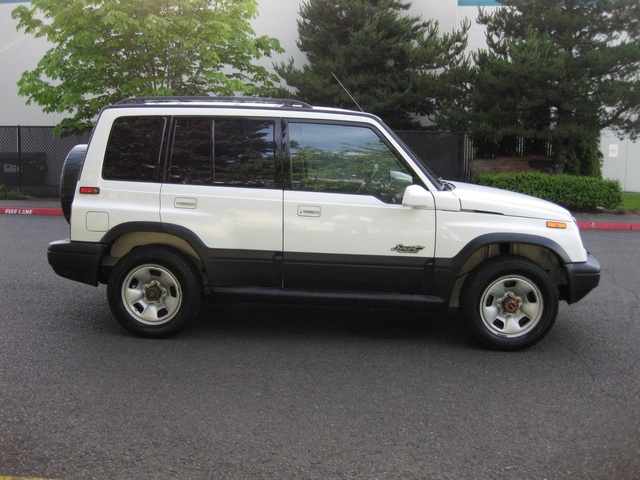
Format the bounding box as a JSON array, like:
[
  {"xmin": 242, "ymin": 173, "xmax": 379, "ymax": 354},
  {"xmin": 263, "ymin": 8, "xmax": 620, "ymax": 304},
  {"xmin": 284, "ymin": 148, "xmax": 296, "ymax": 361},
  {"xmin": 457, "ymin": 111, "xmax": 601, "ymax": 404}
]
[
  {"xmin": 602, "ymin": 132, "xmax": 640, "ymax": 193},
  {"xmin": 1, "ymin": 1, "xmax": 65, "ymax": 125}
]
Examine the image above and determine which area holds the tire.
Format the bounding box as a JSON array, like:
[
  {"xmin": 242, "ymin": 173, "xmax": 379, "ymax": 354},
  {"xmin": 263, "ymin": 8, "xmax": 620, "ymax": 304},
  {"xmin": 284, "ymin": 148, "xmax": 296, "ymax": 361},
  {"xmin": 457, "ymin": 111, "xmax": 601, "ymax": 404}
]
[
  {"xmin": 107, "ymin": 246, "xmax": 202, "ymax": 338},
  {"xmin": 460, "ymin": 255, "xmax": 558, "ymax": 351},
  {"xmin": 60, "ymin": 144, "xmax": 88, "ymax": 224}
]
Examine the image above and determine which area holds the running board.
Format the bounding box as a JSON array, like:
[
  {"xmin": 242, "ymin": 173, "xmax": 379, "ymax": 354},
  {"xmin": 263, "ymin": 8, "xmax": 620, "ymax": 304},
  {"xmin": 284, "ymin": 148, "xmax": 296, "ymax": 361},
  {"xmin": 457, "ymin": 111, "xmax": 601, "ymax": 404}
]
[{"xmin": 208, "ymin": 286, "xmax": 448, "ymax": 310}]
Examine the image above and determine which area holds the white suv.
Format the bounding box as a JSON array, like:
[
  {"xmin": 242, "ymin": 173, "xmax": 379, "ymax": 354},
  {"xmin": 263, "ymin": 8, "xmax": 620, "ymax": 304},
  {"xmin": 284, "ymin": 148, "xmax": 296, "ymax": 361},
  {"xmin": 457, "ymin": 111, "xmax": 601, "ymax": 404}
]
[{"xmin": 48, "ymin": 97, "xmax": 600, "ymax": 350}]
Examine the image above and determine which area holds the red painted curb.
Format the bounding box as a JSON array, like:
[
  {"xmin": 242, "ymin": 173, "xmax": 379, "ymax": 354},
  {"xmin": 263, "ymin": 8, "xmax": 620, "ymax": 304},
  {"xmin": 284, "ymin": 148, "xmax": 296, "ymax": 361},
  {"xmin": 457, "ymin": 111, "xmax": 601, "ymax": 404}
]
[
  {"xmin": 0, "ymin": 207, "xmax": 63, "ymax": 216},
  {"xmin": 577, "ymin": 221, "xmax": 640, "ymax": 231}
]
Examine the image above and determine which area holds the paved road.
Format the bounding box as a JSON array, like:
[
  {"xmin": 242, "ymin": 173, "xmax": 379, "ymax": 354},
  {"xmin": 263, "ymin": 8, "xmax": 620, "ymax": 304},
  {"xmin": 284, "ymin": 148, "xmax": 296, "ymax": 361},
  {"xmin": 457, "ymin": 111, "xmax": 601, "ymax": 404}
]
[{"xmin": 1, "ymin": 215, "xmax": 639, "ymax": 479}]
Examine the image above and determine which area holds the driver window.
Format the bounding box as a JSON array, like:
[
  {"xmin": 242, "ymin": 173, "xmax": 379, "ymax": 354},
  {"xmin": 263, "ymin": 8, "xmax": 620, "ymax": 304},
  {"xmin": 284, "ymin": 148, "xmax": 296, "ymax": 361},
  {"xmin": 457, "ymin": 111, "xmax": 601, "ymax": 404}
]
[{"xmin": 289, "ymin": 123, "xmax": 414, "ymax": 203}]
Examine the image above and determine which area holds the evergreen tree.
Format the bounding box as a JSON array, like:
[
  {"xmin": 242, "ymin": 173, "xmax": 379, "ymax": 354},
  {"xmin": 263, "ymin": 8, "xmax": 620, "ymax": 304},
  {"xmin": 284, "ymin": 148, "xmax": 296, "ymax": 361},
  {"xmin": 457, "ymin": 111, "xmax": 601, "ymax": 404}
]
[
  {"xmin": 436, "ymin": 0, "xmax": 640, "ymax": 176},
  {"xmin": 275, "ymin": 0, "xmax": 468, "ymax": 130}
]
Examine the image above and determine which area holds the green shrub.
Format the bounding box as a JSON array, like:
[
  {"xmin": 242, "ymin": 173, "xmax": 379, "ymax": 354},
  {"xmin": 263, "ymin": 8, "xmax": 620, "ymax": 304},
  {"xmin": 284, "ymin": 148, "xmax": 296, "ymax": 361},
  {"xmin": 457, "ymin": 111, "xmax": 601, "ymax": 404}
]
[
  {"xmin": 0, "ymin": 185, "xmax": 28, "ymax": 200},
  {"xmin": 474, "ymin": 172, "xmax": 622, "ymax": 211},
  {"xmin": 563, "ymin": 138, "xmax": 603, "ymax": 178}
]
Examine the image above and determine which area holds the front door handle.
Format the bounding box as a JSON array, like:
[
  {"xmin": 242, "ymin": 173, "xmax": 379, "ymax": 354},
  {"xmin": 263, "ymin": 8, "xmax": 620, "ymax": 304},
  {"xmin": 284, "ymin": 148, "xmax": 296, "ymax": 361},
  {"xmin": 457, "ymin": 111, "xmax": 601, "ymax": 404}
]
[
  {"xmin": 174, "ymin": 197, "xmax": 197, "ymax": 209},
  {"xmin": 297, "ymin": 205, "xmax": 321, "ymax": 217}
]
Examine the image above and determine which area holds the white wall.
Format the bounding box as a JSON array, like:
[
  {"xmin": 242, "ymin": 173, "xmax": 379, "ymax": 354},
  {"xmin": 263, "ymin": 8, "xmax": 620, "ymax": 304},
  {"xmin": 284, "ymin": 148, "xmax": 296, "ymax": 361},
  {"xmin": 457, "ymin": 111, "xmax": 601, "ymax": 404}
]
[
  {"xmin": 602, "ymin": 131, "xmax": 640, "ymax": 193},
  {"xmin": 0, "ymin": 2, "xmax": 65, "ymax": 125},
  {"xmin": 252, "ymin": 0, "xmax": 303, "ymax": 67}
]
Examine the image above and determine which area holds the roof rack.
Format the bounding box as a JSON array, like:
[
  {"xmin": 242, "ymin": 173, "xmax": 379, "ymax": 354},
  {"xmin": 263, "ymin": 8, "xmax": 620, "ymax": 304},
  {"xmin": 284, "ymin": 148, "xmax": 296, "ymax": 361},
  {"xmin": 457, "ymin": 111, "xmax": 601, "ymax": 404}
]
[{"xmin": 116, "ymin": 96, "xmax": 312, "ymax": 109}]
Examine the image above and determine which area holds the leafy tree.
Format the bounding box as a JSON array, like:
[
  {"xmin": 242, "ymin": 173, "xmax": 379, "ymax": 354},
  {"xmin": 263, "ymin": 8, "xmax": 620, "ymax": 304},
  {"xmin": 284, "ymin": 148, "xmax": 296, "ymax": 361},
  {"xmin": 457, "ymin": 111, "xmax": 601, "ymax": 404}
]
[
  {"xmin": 436, "ymin": 0, "xmax": 640, "ymax": 176},
  {"xmin": 275, "ymin": 0, "xmax": 469, "ymax": 130},
  {"xmin": 12, "ymin": 0, "xmax": 283, "ymax": 134}
]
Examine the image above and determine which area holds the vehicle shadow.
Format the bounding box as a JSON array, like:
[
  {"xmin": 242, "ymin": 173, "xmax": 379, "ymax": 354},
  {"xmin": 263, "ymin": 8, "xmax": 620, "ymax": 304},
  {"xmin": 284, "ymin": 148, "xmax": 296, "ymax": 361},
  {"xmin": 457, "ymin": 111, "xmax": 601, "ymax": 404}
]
[{"xmin": 184, "ymin": 298, "xmax": 468, "ymax": 347}]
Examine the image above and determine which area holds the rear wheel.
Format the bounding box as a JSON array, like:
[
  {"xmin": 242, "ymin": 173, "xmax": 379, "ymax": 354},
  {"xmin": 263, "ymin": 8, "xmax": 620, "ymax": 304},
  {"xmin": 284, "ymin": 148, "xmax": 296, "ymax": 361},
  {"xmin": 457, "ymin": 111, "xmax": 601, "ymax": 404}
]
[
  {"xmin": 107, "ymin": 246, "xmax": 202, "ymax": 338},
  {"xmin": 460, "ymin": 256, "xmax": 558, "ymax": 351}
]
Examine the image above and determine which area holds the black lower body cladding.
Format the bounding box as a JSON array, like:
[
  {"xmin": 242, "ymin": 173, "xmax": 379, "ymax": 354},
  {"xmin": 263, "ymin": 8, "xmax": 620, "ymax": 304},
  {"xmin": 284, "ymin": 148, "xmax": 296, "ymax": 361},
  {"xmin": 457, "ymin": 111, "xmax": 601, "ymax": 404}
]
[
  {"xmin": 562, "ymin": 254, "xmax": 601, "ymax": 304},
  {"xmin": 47, "ymin": 239, "xmax": 108, "ymax": 286}
]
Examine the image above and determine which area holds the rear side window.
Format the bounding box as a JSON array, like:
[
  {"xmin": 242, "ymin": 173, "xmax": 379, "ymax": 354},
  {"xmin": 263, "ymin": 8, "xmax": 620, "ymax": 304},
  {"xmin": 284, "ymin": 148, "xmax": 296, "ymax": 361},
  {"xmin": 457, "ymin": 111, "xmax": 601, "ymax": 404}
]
[
  {"xmin": 168, "ymin": 117, "xmax": 276, "ymax": 188},
  {"xmin": 103, "ymin": 116, "xmax": 165, "ymax": 182}
]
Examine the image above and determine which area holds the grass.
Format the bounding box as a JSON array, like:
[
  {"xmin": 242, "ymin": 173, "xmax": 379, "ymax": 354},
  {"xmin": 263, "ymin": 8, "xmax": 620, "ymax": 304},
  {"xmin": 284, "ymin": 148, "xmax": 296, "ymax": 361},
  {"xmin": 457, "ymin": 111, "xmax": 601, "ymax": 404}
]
[{"xmin": 620, "ymin": 192, "xmax": 640, "ymax": 213}]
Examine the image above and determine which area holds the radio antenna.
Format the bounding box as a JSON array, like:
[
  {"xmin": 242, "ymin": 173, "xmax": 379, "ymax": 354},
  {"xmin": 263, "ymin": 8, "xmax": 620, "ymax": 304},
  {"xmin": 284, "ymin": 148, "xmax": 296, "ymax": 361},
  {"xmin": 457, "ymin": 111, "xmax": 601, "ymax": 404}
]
[{"xmin": 332, "ymin": 72, "xmax": 364, "ymax": 112}]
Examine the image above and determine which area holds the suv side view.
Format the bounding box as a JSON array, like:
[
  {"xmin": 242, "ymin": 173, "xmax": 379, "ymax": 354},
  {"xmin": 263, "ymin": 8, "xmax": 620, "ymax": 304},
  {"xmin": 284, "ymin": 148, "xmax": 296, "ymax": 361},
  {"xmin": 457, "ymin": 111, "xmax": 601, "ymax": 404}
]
[{"xmin": 48, "ymin": 97, "xmax": 600, "ymax": 350}]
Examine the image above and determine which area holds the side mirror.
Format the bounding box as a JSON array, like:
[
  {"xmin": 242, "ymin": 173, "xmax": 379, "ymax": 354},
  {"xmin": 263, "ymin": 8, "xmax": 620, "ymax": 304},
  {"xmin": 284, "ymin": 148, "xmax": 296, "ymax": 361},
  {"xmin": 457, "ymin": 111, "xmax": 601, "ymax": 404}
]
[{"xmin": 402, "ymin": 185, "xmax": 435, "ymax": 209}]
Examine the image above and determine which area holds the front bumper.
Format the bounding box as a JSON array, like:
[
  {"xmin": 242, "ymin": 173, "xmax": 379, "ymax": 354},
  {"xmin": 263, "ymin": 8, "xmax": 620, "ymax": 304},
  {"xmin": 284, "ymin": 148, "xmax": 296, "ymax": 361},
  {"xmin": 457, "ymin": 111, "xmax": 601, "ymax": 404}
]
[
  {"xmin": 47, "ymin": 239, "xmax": 108, "ymax": 286},
  {"xmin": 562, "ymin": 253, "xmax": 601, "ymax": 304}
]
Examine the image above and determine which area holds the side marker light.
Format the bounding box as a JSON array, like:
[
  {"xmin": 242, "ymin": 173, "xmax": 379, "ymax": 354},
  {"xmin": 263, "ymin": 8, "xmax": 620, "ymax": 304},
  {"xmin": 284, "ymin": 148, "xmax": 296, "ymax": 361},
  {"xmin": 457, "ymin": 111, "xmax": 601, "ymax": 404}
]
[
  {"xmin": 79, "ymin": 187, "xmax": 100, "ymax": 194},
  {"xmin": 546, "ymin": 221, "xmax": 567, "ymax": 229}
]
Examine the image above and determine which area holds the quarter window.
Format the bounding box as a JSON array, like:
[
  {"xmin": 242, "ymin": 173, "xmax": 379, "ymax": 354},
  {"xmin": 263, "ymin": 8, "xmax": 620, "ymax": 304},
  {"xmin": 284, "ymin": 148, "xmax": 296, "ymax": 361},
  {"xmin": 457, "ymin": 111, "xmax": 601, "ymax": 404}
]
[
  {"xmin": 289, "ymin": 122, "xmax": 414, "ymax": 203},
  {"xmin": 103, "ymin": 116, "xmax": 165, "ymax": 182}
]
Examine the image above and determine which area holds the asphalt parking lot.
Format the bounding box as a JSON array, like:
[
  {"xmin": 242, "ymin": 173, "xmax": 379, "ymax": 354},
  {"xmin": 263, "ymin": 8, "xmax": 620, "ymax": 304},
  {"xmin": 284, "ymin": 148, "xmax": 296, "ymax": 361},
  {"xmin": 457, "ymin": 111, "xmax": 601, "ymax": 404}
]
[{"xmin": 1, "ymin": 213, "xmax": 639, "ymax": 479}]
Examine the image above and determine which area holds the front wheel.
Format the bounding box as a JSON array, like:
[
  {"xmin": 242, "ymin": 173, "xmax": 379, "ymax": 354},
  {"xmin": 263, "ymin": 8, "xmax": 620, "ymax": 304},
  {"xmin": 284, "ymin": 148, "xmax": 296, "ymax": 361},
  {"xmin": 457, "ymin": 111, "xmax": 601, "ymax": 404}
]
[
  {"xmin": 460, "ymin": 256, "xmax": 558, "ymax": 351},
  {"xmin": 107, "ymin": 246, "xmax": 202, "ymax": 338}
]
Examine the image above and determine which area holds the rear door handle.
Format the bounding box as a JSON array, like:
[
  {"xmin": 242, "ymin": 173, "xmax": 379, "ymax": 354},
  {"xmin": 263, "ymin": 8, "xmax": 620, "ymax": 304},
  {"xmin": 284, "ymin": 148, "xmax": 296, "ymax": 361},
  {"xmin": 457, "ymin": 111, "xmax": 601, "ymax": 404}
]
[{"xmin": 297, "ymin": 205, "xmax": 321, "ymax": 217}]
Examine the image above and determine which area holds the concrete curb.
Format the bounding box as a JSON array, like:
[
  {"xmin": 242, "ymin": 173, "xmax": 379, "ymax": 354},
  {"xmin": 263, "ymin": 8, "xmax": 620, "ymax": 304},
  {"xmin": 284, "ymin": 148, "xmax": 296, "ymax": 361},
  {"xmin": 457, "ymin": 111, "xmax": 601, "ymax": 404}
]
[{"xmin": 2, "ymin": 204, "xmax": 639, "ymax": 231}]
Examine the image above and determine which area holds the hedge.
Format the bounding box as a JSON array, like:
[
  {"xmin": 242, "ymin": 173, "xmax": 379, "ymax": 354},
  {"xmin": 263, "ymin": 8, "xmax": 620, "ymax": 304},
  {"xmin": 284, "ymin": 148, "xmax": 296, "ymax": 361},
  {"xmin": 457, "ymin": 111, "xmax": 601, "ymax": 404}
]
[
  {"xmin": 0, "ymin": 185, "xmax": 28, "ymax": 200},
  {"xmin": 474, "ymin": 172, "xmax": 622, "ymax": 211}
]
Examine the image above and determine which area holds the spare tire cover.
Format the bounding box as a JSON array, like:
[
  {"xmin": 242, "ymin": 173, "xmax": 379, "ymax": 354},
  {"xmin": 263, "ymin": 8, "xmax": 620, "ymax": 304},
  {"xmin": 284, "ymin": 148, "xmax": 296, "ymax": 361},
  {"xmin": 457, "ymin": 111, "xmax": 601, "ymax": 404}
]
[{"xmin": 60, "ymin": 144, "xmax": 88, "ymax": 224}]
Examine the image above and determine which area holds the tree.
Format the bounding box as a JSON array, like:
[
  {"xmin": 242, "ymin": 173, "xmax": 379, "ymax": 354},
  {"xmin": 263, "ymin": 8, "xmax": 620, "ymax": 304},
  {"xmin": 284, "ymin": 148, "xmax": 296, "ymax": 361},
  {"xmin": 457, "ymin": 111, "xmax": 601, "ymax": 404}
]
[
  {"xmin": 275, "ymin": 0, "xmax": 469, "ymax": 130},
  {"xmin": 12, "ymin": 0, "xmax": 283, "ymax": 134},
  {"xmin": 436, "ymin": 0, "xmax": 640, "ymax": 176}
]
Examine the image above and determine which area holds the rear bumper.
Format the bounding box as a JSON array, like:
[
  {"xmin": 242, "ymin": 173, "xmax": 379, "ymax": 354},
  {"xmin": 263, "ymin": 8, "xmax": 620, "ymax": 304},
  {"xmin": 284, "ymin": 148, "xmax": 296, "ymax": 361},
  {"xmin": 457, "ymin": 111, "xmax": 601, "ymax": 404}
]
[
  {"xmin": 562, "ymin": 253, "xmax": 600, "ymax": 304},
  {"xmin": 47, "ymin": 239, "xmax": 108, "ymax": 286}
]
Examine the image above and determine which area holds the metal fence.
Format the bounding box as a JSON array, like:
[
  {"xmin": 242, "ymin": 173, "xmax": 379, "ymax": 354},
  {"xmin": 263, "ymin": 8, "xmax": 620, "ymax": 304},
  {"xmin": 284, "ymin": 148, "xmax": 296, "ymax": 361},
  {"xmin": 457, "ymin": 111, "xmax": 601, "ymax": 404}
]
[
  {"xmin": 0, "ymin": 126, "xmax": 91, "ymax": 198},
  {"xmin": 396, "ymin": 131, "xmax": 472, "ymax": 182},
  {"xmin": 472, "ymin": 135, "xmax": 554, "ymax": 159},
  {"xmin": 0, "ymin": 126, "xmax": 471, "ymax": 198}
]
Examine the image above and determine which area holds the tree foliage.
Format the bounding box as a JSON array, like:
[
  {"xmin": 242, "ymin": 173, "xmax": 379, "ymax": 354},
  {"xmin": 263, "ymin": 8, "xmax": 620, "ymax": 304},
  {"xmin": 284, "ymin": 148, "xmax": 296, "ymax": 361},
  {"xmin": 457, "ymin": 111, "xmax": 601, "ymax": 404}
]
[
  {"xmin": 12, "ymin": 0, "xmax": 283, "ymax": 134},
  {"xmin": 275, "ymin": 0, "xmax": 469, "ymax": 130},
  {"xmin": 435, "ymin": 0, "xmax": 640, "ymax": 176}
]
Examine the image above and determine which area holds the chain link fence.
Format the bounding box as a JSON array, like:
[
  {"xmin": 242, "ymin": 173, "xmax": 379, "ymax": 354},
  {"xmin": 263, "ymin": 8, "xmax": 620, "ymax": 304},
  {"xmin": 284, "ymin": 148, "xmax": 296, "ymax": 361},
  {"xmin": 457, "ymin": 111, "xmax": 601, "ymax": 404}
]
[
  {"xmin": 0, "ymin": 126, "xmax": 91, "ymax": 198},
  {"xmin": 0, "ymin": 126, "xmax": 471, "ymax": 199}
]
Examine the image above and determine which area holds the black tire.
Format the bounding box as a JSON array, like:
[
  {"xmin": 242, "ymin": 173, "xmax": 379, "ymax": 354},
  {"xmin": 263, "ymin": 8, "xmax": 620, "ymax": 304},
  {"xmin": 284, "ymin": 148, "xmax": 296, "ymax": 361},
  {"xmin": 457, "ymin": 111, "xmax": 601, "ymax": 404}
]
[
  {"xmin": 60, "ymin": 144, "xmax": 88, "ymax": 224},
  {"xmin": 107, "ymin": 246, "xmax": 202, "ymax": 338},
  {"xmin": 460, "ymin": 255, "xmax": 558, "ymax": 351}
]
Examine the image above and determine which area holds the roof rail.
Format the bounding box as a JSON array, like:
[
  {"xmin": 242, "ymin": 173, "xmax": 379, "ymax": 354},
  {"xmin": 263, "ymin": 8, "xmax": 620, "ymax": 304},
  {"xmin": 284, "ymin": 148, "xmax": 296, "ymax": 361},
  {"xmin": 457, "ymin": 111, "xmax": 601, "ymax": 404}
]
[{"xmin": 116, "ymin": 96, "xmax": 313, "ymax": 108}]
